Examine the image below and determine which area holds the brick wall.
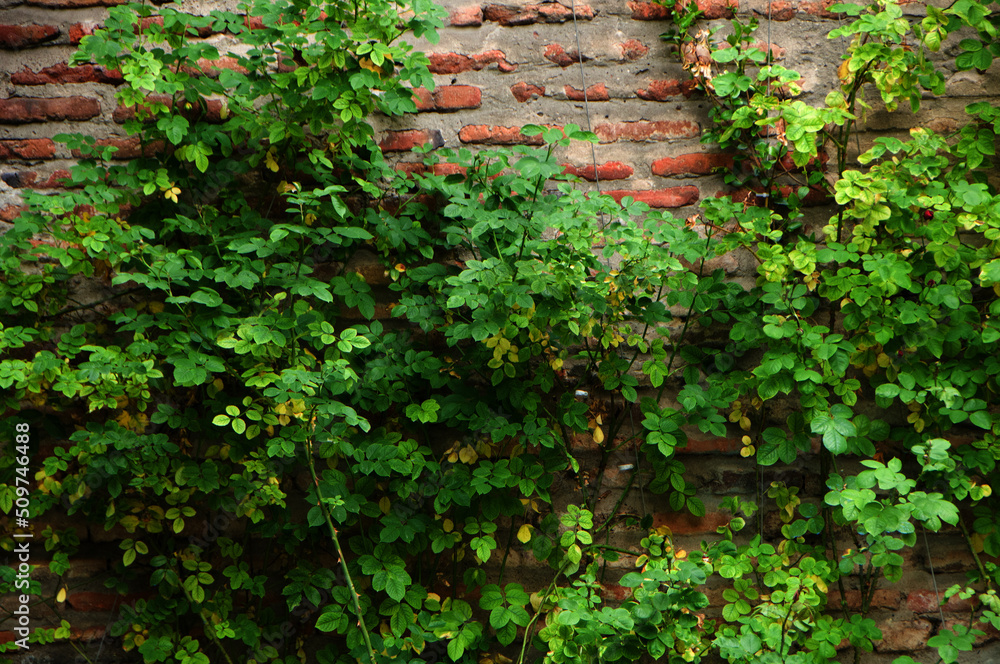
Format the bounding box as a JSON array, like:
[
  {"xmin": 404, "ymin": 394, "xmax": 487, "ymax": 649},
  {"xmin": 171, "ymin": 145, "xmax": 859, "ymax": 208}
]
[{"xmin": 3, "ymin": 0, "xmax": 1000, "ymax": 661}]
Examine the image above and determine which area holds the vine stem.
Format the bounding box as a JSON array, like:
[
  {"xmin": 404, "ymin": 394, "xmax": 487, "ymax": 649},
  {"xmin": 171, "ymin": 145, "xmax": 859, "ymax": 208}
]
[
  {"xmin": 516, "ymin": 565, "xmax": 566, "ymax": 664},
  {"xmin": 304, "ymin": 436, "xmax": 378, "ymax": 664},
  {"xmin": 178, "ymin": 583, "xmax": 238, "ymax": 664},
  {"xmin": 959, "ymin": 518, "xmax": 994, "ymax": 592}
]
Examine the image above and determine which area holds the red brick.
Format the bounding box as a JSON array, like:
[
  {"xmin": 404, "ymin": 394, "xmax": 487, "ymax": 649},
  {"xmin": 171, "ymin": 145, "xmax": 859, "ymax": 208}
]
[
  {"xmin": 760, "ymin": 0, "xmax": 796, "ymax": 19},
  {"xmin": 0, "ymin": 205, "xmax": 28, "ymax": 222},
  {"xmin": 0, "ymin": 24, "xmax": 59, "ymax": 49},
  {"xmin": 458, "ymin": 125, "xmax": 546, "ymax": 146},
  {"xmin": 629, "ymin": 0, "xmax": 736, "ymax": 19},
  {"xmin": 687, "ymin": 0, "xmax": 738, "ymax": 18},
  {"xmin": 483, "ymin": 3, "xmax": 594, "ymax": 25},
  {"xmin": 720, "ymin": 185, "xmax": 830, "ymax": 207},
  {"xmin": 112, "ymin": 95, "xmax": 224, "ymax": 123},
  {"xmin": 620, "ymin": 39, "xmax": 649, "ymax": 60},
  {"xmin": 564, "ymin": 83, "xmax": 608, "ymax": 101},
  {"xmin": 563, "ymin": 162, "xmax": 633, "ymax": 181},
  {"xmin": 2, "ymin": 170, "xmax": 71, "ymax": 189},
  {"xmin": 68, "ymin": 21, "xmax": 98, "ymax": 44},
  {"xmin": 379, "ymin": 129, "xmax": 444, "ymax": 152},
  {"xmin": 28, "ymin": 0, "xmax": 125, "ymax": 5},
  {"xmin": 600, "ymin": 583, "xmax": 631, "ymax": 602},
  {"xmin": 652, "ymin": 153, "xmax": 733, "ymax": 177},
  {"xmin": 751, "ymin": 41, "xmax": 786, "ymax": 61},
  {"xmin": 411, "ymin": 87, "xmax": 435, "ymax": 111},
  {"xmin": 907, "ymin": 590, "xmax": 975, "ymax": 614},
  {"xmin": 0, "ymin": 97, "xmax": 101, "ymax": 124},
  {"xmin": 799, "ymin": 0, "xmax": 846, "ymax": 17},
  {"xmin": 679, "ymin": 436, "xmax": 741, "ymax": 454},
  {"xmin": 11, "ymin": 63, "xmax": 123, "ymax": 85},
  {"xmin": 194, "ymin": 56, "xmax": 248, "ymax": 77},
  {"xmin": 66, "ymin": 592, "xmax": 149, "ymax": 612},
  {"xmin": 628, "ymin": 1, "xmax": 672, "ymax": 19},
  {"xmin": 410, "ymin": 85, "xmax": 481, "ymax": 112},
  {"xmin": 434, "ymin": 85, "xmax": 482, "ymax": 110},
  {"xmin": 71, "ymin": 137, "xmax": 166, "ymax": 159},
  {"xmin": 595, "ymin": 120, "xmax": 700, "ymax": 143},
  {"xmin": 874, "ymin": 619, "xmax": 932, "ymax": 652},
  {"xmin": 428, "ymin": 50, "xmax": 516, "ymax": 74},
  {"xmin": 636, "ymin": 79, "xmax": 698, "ymax": 101},
  {"xmin": 136, "ymin": 16, "xmax": 214, "ymax": 38},
  {"xmin": 652, "ymin": 510, "xmax": 730, "ymax": 534},
  {"xmin": 0, "ymin": 138, "xmax": 55, "ymax": 159},
  {"xmin": 828, "ymin": 589, "xmax": 902, "ymax": 611},
  {"xmin": 511, "ymin": 82, "xmax": 545, "ymax": 102},
  {"xmin": 544, "ymin": 44, "xmax": 588, "ymax": 67},
  {"xmin": 450, "ymin": 5, "xmax": 483, "ymax": 26},
  {"xmin": 605, "ymin": 186, "xmax": 699, "ymax": 208}
]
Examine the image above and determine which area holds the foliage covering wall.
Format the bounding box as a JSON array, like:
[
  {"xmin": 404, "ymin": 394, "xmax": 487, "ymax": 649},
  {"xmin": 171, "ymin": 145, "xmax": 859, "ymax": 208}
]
[{"xmin": 2, "ymin": 0, "xmax": 1000, "ymax": 663}]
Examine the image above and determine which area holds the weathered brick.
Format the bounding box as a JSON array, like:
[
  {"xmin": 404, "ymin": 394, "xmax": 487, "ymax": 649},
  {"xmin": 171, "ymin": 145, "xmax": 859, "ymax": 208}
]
[
  {"xmin": 907, "ymin": 590, "xmax": 975, "ymax": 614},
  {"xmin": 458, "ymin": 125, "xmax": 546, "ymax": 145},
  {"xmin": 799, "ymin": 0, "xmax": 845, "ymax": 17},
  {"xmin": 629, "ymin": 0, "xmax": 736, "ymax": 19},
  {"xmin": 511, "ymin": 82, "xmax": 545, "ymax": 102},
  {"xmin": 66, "ymin": 592, "xmax": 149, "ymax": 612},
  {"xmin": 112, "ymin": 95, "xmax": 224, "ymax": 123},
  {"xmin": 483, "ymin": 3, "xmax": 594, "ymax": 25},
  {"xmin": 595, "ymin": 120, "xmax": 700, "ymax": 143},
  {"xmin": 628, "ymin": 1, "xmax": 672, "ymax": 19},
  {"xmin": 652, "ymin": 152, "xmax": 733, "ymax": 177},
  {"xmin": 0, "ymin": 139, "xmax": 56, "ymax": 160},
  {"xmin": 68, "ymin": 21, "xmax": 99, "ymax": 44},
  {"xmin": 620, "ymin": 39, "xmax": 649, "ymax": 60},
  {"xmin": 0, "ymin": 97, "xmax": 101, "ymax": 124},
  {"xmin": 636, "ymin": 79, "xmax": 698, "ymax": 101},
  {"xmin": 379, "ymin": 129, "xmax": 444, "ymax": 152},
  {"xmin": 136, "ymin": 15, "xmax": 214, "ymax": 37},
  {"xmin": 0, "ymin": 205, "xmax": 27, "ymax": 222},
  {"xmin": 28, "ymin": 0, "xmax": 126, "ymax": 6},
  {"xmin": 2, "ymin": 170, "xmax": 71, "ymax": 189},
  {"xmin": 428, "ymin": 50, "xmax": 516, "ymax": 74},
  {"xmin": 679, "ymin": 435, "xmax": 742, "ymax": 454},
  {"xmin": 434, "ymin": 85, "xmax": 482, "ymax": 110},
  {"xmin": 411, "ymin": 87, "xmax": 435, "ymax": 111},
  {"xmin": 0, "ymin": 24, "xmax": 59, "ymax": 49},
  {"xmin": 544, "ymin": 44, "xmax": 589, "ymax": 67},
  {"xmin": 194, "ymin": 56, "xmax": 248, "ymax": 78},
  {"xmin": 410, "ymin": 85, "xmax": 481, "ymax": 112},
  {"xmin": 562, "ymin": 161, "xmax": 633, "ymax": 181},
  {"xmin": 750, "ymin": 0, "xmax": 796, "ymax": 20},
  {"xmin": 11, "ymin": 63, "xmax": 124, "ymax": 86},
  {"xmin": 652, "ymin": 510, "xmax": 729, "ymax": 534},
  {"xmin": 564, "ymin": 83, "xmax": 609, "ymax": 101},
  {"xmin": 605, "ymin": 186, "xmax": 700, "ymax": 208},
  {"xmin": 828, "ymin": 589, "xmax": 903, "ymax": 611},
  {"xmin": 71, "ymin": 137, "xmax": 166, "ymax": 159},
  {"xmin": 449, "ymin": 5, "xmax": 483, "ymax": 26},
  {"xmin": 874, "ymin": 619, "xmax": 932, "ymax": 652}
]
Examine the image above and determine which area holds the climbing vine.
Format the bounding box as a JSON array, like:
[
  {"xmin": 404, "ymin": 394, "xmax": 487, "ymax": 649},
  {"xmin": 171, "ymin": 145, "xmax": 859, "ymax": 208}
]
[{"xmin": 1, "ymin": 0, "xmax": 1000, "ymax": 663}]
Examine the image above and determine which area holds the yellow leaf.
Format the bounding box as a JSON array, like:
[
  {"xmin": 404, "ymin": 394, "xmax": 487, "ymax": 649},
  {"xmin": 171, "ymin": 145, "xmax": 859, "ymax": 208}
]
[
  {"xmin": 740, "ymin": 446, "xmax": 755, "ymax": 457},
  {"xmin": 56, "ymin": 587, "xmax": 67, "ymax": 603},
  {"xmin": 443, "ymin": 519, "xmax": 454, "ymax": 533},
  {"xmin": 517, "ymin": 524, "xmax": 532, "ymax": 543},
  {"xmin": 213, "ymin": 378, "xmax": 223, "ymax": 391},
  {"xmin": 265, "ymin": 148, "xmax": 279, "ymax": 173},
  {"xmin": 550, "ymin": 357, "xmax": 563, "ymax": 370},
  {"xmin": 459, "ymin": 445, "xmax": 478, "ymax": 464},
  {"xmin": 379, "ymin": 496, "xmax": 391, "ymax": 515},
  {"xmin": 593, "ymin": 427, "xmax": 605, "ymax": 444},
  {"xmin": 877, "ymin": 352, "xmax": 891, "ymax": 368},
  {"xmin": 360, "ymin": 57, "xmax": 381, "ymax": 74},
  {"xmin": 148, "ymin": 301, "xmax": 164, "ymax": 314}
]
